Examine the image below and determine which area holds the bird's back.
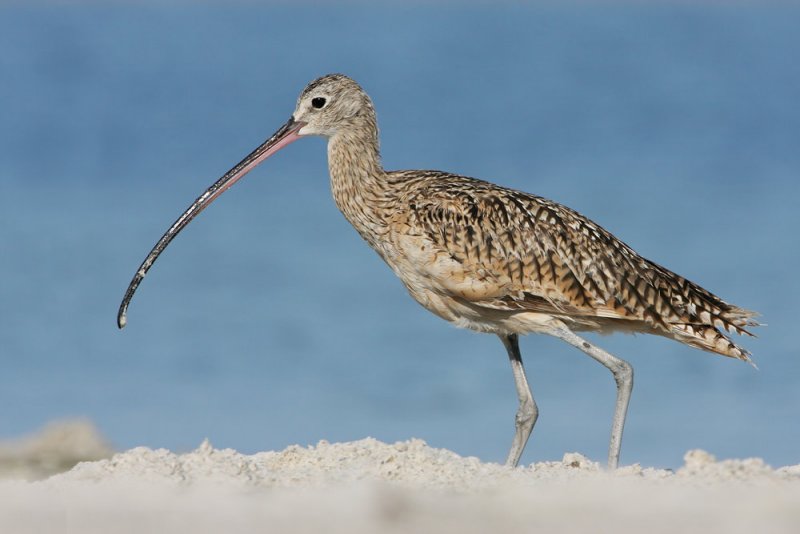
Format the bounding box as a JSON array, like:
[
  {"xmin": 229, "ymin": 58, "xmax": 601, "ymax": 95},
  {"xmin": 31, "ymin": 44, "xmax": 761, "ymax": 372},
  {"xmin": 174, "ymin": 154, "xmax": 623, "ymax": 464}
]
[{"xmin": 380, "ymin": 170, "xmax": 758, "ymax": 361}]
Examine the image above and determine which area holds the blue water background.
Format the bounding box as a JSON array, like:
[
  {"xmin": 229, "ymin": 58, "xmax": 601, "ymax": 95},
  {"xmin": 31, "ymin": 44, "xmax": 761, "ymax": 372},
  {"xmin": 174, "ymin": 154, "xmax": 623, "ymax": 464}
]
[{"xmin": 1, "ymin": 2, "xmax": 798, "ymax": 469}]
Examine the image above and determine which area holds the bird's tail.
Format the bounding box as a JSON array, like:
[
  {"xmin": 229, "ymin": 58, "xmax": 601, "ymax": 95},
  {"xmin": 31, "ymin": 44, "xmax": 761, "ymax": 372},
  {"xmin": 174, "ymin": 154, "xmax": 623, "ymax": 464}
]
[
  {"xmin": 669, "ymin": 307, "xmax": 759, "ymax": 365},
  {"xmin": 648, "ymin": 262, "xmax": 760, "ymax": 364}
]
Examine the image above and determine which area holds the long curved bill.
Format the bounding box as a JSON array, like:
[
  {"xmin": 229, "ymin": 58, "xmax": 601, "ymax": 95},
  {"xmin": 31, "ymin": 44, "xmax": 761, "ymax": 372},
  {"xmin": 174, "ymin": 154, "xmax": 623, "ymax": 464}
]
[{"xmin": 117, "ymin": 116, "xmax": 305, "ymax": 329}]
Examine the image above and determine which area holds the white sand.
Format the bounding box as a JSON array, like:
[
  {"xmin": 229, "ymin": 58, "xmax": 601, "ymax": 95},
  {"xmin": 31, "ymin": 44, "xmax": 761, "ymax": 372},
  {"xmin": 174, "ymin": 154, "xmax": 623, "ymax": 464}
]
[{"xmin": 1, "ymin": 436, "xmax": 799, "ymax": 533}]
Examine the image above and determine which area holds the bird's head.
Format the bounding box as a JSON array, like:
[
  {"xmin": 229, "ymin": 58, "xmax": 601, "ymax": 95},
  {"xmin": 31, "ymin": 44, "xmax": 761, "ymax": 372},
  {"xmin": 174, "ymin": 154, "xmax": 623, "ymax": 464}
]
[{"xmin": 292, "ymin": 73, "xmax": 377, "ymax": 139}]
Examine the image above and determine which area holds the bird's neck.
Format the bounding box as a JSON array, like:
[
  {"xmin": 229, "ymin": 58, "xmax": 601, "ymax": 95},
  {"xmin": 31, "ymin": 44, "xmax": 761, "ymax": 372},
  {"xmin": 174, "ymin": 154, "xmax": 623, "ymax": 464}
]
[{"xmin": 327, "ymin": 124, "xmax": 391, "ymax": 242}]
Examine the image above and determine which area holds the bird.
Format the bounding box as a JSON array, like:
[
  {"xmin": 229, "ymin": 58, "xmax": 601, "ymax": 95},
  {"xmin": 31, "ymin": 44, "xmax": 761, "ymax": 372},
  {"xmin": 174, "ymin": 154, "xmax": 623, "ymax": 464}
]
[{"xmin": 118, "ymin": 73, "xmax": 759, "ymax": 469}]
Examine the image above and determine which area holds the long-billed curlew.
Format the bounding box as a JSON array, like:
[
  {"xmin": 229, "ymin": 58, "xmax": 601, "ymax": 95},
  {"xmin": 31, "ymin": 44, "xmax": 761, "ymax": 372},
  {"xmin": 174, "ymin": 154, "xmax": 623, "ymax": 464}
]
[{"xmin": 118, "ymin": 74, "xmax": 759, "ymax": 468}]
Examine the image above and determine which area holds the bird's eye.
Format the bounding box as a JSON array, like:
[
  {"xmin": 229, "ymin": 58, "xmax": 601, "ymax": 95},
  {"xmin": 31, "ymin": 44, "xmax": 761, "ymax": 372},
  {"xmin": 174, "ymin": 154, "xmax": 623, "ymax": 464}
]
[{"xmin": 311, "ymin": 97, "xmax": 327, "ymax": 109}]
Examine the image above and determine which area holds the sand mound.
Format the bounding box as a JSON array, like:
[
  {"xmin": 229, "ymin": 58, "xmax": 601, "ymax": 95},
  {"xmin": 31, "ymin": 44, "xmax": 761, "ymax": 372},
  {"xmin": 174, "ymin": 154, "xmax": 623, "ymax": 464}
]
[
  {"xmin": 2, "ymin": 438, "xmax": 799, "ymax": 533},
  {"xmin": 0, "ymin": 419, "xmax": 113, "ymax": 480},
  {"xmin": 51, "ymin": 437, "xmax": 796, "ymax": 488}
]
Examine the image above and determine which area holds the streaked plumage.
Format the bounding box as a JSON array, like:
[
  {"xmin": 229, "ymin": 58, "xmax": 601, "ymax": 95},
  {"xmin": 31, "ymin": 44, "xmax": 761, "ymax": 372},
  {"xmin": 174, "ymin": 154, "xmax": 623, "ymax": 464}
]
[{"xmin": 118, "ymin": 73, "xmax": 758, "ymax": 469}]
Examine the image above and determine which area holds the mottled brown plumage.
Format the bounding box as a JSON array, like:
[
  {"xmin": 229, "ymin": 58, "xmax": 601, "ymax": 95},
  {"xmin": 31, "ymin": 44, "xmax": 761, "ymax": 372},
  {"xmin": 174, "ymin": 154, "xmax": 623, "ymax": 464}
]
[
  {"xmin": 315, "ymin": 75, "xmax": 757, "ymax": 362},
  {"xmin": 118, "ymin": 73, "xmax": 759, "ymax": 469},
  {"xmin": 399, "ymin": 173, "xmax": 758, "ymax": 357}
]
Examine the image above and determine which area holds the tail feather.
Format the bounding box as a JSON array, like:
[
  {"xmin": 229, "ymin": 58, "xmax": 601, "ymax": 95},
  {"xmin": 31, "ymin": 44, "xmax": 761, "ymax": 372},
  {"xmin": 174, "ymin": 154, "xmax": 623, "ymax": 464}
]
[
  {"xmin": 671, "ymin": 322, "xmax": 753, "ymax": 362},
  {"xmin": 647, "ymin": 263, "xmax": 760, "ymax": 364}
]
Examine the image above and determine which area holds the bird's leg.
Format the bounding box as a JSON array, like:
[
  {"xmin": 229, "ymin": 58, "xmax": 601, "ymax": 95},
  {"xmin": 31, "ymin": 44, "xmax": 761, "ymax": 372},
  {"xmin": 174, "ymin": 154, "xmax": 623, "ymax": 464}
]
[
  {"xmin": 548, "ymin": 326, "xmax": 633, "ymax": 469},
  {"xmin": 499, "ymin": 333, "xmax": 538, "ymax": 468}
]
